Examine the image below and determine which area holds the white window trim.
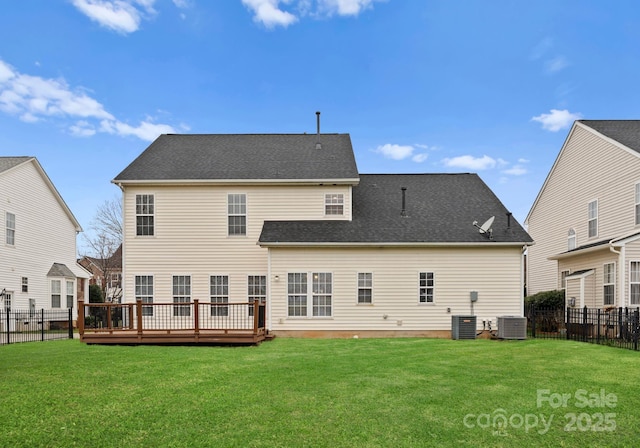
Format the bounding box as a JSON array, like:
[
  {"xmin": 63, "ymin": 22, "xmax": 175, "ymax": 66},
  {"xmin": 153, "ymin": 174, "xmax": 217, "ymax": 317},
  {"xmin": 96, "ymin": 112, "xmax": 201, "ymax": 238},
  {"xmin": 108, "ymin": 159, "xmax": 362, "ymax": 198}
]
[
  {"xmin": 5, "ymin": 211, "xmax": 15, "ymax": 246},
  {"xmin": 630, "ymin": 261, "xmax": 640, "ymax": 306},
  {"xmin": 172, "ymin": 274, "xmax": 192, "ymax": 317},
  {"xmin": 51, "ymin": 279, "xmax": 62, "ymax": 309},
  {"xmin": 357, "ymin": 272, "xmax": 373, "ymax": 305},
  {"xmin": 324, "ymin": 193, "xmax": 345, "ymax": 216},
  {"xmin": 418, "ymin": 271, "xmax": 435, "ymax": 305},
  {"xmin": 588, "ymin": 199, "xmax": 598, "ymax": 239},
  {"xmin": 66, "ymin": 280, "xmax": 75, "ymax": 309},
  {"xmin": 247, "ymin": 274, "xmax": 267, "ymax": 317},
  {"xmin": 227, "ymin": 193, "xmax": 247, "ymax": 237},
  {"xmin": 567, "ymin": 228, "xmax": 576, "ymax": 251},
  {"xmin": 135, "ymin": 194, "xmax": 155, "ymax": 237},
  {"xmin": 210, "ymin": 274, "xmax": 230, "ymax": 317},
  {"xmin": 560, "ymin": 270, "xmax": 570, "ymax": 290},
  {"xmin": 134, "ymin": 274, "xmax": 155, "ymax": 316},
  {"xmin": 287, "ymin": 272, "xmax": 333, "ymax": 318},
  {"xmin": 603, "ymin": 262, "xmax": 615, "ymax": 306}
]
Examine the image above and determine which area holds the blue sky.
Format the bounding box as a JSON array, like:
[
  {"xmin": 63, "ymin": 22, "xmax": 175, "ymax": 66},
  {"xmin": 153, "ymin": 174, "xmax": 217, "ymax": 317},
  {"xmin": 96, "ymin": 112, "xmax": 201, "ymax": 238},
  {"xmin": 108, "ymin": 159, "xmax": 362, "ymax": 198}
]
[{"xmin": 2, "ymin": 1, "xmax": 640, "ymax": 254}]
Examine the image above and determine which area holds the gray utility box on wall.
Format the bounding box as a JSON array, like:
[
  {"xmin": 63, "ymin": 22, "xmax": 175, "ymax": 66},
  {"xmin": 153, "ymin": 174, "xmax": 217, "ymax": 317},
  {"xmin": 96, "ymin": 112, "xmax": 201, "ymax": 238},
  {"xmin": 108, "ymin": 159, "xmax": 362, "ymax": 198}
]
[
  {"xmin": 451, "ymin": 315, "xmax": 477, "ymax": 340},
  {"xmin": 497, "ymin": 316, "xmax": 527, "ymax": 339}
]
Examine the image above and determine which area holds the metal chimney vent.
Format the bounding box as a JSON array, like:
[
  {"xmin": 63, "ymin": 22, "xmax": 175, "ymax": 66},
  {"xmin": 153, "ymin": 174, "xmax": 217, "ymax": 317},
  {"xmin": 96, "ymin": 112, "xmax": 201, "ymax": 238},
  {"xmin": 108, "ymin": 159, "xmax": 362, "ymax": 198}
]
[{"xmin": 315, "ymin": 111, "xmax": 322, "ymax": 149}]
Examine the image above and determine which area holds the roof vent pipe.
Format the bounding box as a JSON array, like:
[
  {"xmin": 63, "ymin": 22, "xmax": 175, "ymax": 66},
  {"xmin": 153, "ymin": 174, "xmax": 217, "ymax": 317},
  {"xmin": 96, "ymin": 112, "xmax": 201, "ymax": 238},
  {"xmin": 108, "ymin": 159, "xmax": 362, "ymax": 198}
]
[
  {"xmin": 401, "ymin": 187, "xmax": 408, "ymax": 217},
  {"xmin": 506, "ymin": 212, "xmax": 512, "ymax": 228},
  {"xmin": 315, "ymin": 111, "xmax": 322, "ymax": 149}
]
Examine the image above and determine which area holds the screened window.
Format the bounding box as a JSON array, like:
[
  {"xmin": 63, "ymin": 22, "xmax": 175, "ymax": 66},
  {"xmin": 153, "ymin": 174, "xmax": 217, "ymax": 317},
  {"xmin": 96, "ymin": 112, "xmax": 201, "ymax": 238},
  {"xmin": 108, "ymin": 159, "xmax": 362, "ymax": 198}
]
[
  {"xmin": 419, "ymin": 272, "xmax": 434, "ymax": 303},
  {"xmin": 172, "ymin": 275, "xmax": 191, "ymax": 317},
  {"xmin": 631, "ymin": 262, "xmax": 640, "ymax": 306},
  {"xmin": 210, "ymin": 275, "xmax": 229, "ymax": 317},
  {"xmin": 135, "ymin": 275, "xmax": 154, "ymax": 316},
  {"xmin": 325, "ymin": 193, "xmax": 344, "ymax": 215},
  {"xmin": 136, "ymin": 194, "xmax": 154, "ymax": 236},
  {"xmin": 636, "ymin": 183, "xmax": 640, "ymax": 226},
  {"xmin": 248, "ymin": 275, "xmax": 266, "ymax": 316},
  {"xmin": 66, "ymin": 281, "xmax": 74, "ymax": 309},
  {"xmin": 560, "ymin": 270, "xmax": 570, "ymax": 290},
  {"xmin": 6, "ymin": 212, "xmax": 15, "ymax": 245},
  {"xmin": 567, "ymin": 229, "xmax": 576, "ymax": 251},
  {"xmin": 22, "ymin": 277, "xmax": 28, "ymax": 293},
  {"xmin": 588, "ymin": 200, "xmax": 598, "ymax": 238},
  {"xmin": 228, "ymin": 194, "xmax": 247, "ymax": 235},
  {"xmin": 51, "ymin": 280, "xmax": 61, "ymax": 308},
  {"xmin": 603, "ymin": 263, "xmax": 615, "ymax": 306},
  {"xmin": 288, "ymin": 273, "xmax": 307, "ymax": 317},
  {"xmin": 357, "ymin": 273, "xmax": 373, "ymax": 304}
]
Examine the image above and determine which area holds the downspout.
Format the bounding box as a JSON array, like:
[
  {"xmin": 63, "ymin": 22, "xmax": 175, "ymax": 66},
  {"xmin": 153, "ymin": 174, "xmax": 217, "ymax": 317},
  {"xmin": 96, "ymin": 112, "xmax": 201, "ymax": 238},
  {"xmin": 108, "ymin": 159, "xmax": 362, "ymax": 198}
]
[
  {"xmin": 521, "ymin": 245, "xmax": 527, "ymax": 316},
  {"xmin": 267, "ymin": 247, "xmax": 272, "ymax": 332},
  {"xmin": 115, "ymin": 182, "xmax": 126, "ymax": 305},
  {"xmin": 610, "ymin": 243, "xmax": 624, "ymax": 308}
]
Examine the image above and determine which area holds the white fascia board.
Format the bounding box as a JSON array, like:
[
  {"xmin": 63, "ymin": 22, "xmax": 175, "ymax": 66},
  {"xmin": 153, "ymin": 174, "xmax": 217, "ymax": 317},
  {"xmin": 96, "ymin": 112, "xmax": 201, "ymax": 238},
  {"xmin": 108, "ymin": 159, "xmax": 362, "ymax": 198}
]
[
  {"xmin": 258, "ymin": 241, "xmax": 533, "ymax": 248},
  {"xmin": 548, "ymin": 243, "xmax": 610, "ymax": 260},
  {"xmin": 565, "ymin": 269, "xmax": 595, "ymax": 280},
  {"xmin": 112, "ymin": 178, "xmax": 361, "ymax": 187}
]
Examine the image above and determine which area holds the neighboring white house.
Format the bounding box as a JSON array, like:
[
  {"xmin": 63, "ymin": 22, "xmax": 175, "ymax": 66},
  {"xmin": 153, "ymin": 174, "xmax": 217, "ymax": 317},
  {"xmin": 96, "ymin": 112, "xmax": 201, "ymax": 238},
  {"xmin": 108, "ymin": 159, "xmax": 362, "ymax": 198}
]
[
  {"xmin": 113, "ymin": 131, "xmax": 533, "ymax": 337},
  {"xmin": 0, "ymin": 157, "xmax": 89, "ymax": 322},
  {"xmin": 526, "ymin": 120, "xmax": 640, "ymax": 309}
]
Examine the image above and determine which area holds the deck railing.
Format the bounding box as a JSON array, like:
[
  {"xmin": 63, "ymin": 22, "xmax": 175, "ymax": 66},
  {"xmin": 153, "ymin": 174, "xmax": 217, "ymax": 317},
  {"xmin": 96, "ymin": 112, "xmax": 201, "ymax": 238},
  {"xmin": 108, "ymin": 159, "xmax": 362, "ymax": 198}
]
[{"xmin": 78, "ymin": 299, "xmax": 265, "ymax": 337}]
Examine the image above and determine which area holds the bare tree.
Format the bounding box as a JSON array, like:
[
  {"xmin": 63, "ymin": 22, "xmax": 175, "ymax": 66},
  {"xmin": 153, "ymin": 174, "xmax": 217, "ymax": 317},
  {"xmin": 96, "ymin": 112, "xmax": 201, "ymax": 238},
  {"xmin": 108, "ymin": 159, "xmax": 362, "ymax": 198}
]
[{"xmin": 80, "ymin": 197, "xmax": 123, "ymax": 302}]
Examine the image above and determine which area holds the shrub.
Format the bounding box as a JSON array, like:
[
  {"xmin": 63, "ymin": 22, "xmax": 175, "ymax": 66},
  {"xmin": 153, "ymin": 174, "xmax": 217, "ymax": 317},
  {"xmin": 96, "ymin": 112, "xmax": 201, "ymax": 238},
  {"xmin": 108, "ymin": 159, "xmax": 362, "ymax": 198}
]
[{"xmin": 525, "ymin": 289, "xmax": 565, "ymax": 309}]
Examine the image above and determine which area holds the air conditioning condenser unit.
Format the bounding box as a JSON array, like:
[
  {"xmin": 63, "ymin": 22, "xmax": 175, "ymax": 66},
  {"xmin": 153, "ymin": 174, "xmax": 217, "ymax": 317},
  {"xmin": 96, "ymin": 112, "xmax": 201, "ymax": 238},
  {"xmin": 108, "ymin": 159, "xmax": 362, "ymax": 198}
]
[{"xmin": 497, "ymin": 316, "xmax": 527, "ymax": 339}]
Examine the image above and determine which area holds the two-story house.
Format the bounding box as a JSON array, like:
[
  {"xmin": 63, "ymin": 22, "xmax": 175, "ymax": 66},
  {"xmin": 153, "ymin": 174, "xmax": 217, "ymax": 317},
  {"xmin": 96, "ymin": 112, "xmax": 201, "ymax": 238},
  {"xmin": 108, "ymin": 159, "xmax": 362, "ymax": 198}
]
[
  {"xmin": 78, "ymin": 244, "xmax": 123, "ymax": 302},
  {"xmin": 526, "ymin": 120, "xmax": 640, "ymax": 309},
  {"xmin": 0, "ymin": 157, "xmax": 89, "ymax": 323},
  {"xmin": 113, "ymin": 131, "xmax": 532, "ymax": 337}
]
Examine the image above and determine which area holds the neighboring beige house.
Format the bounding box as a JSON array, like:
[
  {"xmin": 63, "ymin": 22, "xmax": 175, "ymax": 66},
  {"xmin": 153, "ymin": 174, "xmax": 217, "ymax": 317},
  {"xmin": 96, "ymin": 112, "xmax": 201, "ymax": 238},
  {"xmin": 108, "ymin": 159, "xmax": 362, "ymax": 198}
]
[
  {"xmin": 113, "ymin": 132, "xmax": 532, "ymax": 337},
  {"xmin": 526, "ymin": 120, "xmax": 640, "ymax": 309},
  {"xmin": 0, "ymin": 157, "xmax": 89, "ymax": 322}
]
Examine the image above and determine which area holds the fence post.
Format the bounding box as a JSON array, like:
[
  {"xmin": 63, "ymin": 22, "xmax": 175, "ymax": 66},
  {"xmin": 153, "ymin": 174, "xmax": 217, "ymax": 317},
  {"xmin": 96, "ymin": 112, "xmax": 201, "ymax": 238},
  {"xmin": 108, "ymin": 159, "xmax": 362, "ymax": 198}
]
[
  {"xmin": 531, "ymin": 305, "xmax": 536, "ymax": 338},
  {"xmin": 618, "ymin": 307, "xmax": 623, "ymax": 339},
  {"xmin": 78, "ymin": 299, "xmax": 85, "ymax": 338},
  {"xmin": 566, "ymin": 307, "xmax": 571, "ymax": 340},
  {"xmin": 582, "ymin": 306, "xmax": 588, "ymax": 342},
  {"xmin": 136, "ymin": 300, "xmax": 143, "ymax": 336},
  {"xmin": 106, "ymin": 303, "xmax": 112, "ymax": 331},
  {"xmin": 597, "ymin": 309, "xmax": 601, "ymax": 343},
  {"xmin": 68, "ymin": 308, "xmax": 73, "ymax": 339},
  {"xmin": 634, "ymin": 308, "xmax": 639, "ymax": 351},
  {"xmin": 40, "ymin": 308, "xmax": 45, "ymax": 342},
  {"xmin": 6, "ymin": 308, "xmax": 10, "ymax": 344},
  {"xmin": 194, "ymin": 299, "xmax": 200, "ymax": 335},
  {"xmin": 253, "ymin": 299, "xmax": 259, "ymax": 335}
]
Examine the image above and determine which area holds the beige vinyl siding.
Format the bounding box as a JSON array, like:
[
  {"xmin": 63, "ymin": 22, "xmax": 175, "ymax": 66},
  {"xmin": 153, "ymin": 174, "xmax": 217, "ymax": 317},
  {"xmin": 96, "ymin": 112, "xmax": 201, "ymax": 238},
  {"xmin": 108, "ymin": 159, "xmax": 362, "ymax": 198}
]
[
  {"xmin": 559, "ymin": 248, "xmax": 617, "ymax": 308},
  {"xmin": 527, "ymin": 124, "xmax": 640, "ymax": 295},
  {"xmin": 0, "ymin": 161, "xmax": 83, "ymax": 316},
  {"xmin": 122, "ymin": 184, "xmax": 351, "ymax": 304},
  {"xmin": 268, "ymin": 246, "xmax": 524, "ymax": 331}
]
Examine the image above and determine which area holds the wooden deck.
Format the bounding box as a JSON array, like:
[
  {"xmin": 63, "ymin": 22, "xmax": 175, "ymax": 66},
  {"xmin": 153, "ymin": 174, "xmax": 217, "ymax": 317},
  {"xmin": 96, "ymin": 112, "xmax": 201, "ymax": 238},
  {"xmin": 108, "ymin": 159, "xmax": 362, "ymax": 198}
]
[{"xmin": 78, "ymin": 299, "xmax": 273, "ymax": 345}]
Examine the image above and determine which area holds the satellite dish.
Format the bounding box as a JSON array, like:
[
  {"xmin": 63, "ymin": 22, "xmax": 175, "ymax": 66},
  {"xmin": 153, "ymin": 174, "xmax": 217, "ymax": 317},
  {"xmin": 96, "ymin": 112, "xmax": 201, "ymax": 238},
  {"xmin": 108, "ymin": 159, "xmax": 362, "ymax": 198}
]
[{"xmin": 472, "ymin": 216, "xmax": 495, "ymax": 239}]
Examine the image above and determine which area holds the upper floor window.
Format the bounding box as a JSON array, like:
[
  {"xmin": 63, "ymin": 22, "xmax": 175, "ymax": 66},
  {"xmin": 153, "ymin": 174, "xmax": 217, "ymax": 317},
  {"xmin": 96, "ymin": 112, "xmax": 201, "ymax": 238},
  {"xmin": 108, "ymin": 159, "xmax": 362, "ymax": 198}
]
[
  {"xmin": 419, "ymin": 272, "xmax": 434, "ymax": 303},
  {"xmin": 6, "ymin": 212, "xmax": 15, "ymax": 245},
  {"xmin": 635, "ymin": 183, "xmax": 640, "ymax": 226},
  {"xmin": 588, "ymin": 200, "xmax": 598, "ymax": 238},
  {"xmin": 136, "ymin": 194, "xmax": 154, "ymax": 236},
  {"xmin": 228, "ymin": 194, "xmax": 246, "ymax": 236},
  {"xmin": 21, "ymin": 277, "xmax": 28, "ymax": 293},
  {"xmin": 135, "ymin": 275, "xmax": 154, "ymax": 316},
  {"xmin": 325, "ymin": 193, "xmax": 344, "ymax": 215},
  {"xmin": 567, "ymin": 229, "xmax": 576, "ymax": 251},
  {"xmin": 603, "ymin": 263, "xmax": 615, "ymax": 306}
]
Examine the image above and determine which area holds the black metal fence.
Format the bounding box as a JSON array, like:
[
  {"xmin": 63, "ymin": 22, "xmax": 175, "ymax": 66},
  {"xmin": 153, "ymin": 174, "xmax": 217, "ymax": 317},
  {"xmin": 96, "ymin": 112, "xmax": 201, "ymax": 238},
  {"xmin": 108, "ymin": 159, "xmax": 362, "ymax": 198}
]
[
  {"xmin": 0, "ymin": 308, "xmax": 74, "ymax": 345},
  {"xmin": 525, "ymin": 304, "xmax": 640, "ymax": 351}
]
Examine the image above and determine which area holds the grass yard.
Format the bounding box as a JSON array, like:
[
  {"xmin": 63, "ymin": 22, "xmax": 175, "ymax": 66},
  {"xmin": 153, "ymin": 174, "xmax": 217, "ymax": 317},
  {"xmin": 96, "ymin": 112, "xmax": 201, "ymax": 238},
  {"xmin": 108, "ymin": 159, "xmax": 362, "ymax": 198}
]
[{"xmin": 0, "ymin": 338, "xmax": 638, "ymax": 447}]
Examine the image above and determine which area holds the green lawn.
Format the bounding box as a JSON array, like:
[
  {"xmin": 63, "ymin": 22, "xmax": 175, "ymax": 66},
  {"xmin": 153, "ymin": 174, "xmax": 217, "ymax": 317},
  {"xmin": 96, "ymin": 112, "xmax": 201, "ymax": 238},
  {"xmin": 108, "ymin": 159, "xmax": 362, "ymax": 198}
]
[{"xmin": 0, "ymin": 338, "xmax": 638, "ymax": 447}]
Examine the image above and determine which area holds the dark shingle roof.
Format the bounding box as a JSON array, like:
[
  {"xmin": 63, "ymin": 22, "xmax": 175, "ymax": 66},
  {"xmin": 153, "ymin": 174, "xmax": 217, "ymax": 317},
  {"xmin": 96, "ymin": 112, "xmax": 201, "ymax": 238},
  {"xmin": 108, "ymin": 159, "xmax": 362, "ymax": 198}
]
[
  {"xmin": 579, "ymin": 120, "xmax": 640, "ymax": 155},
  {"xmin": 0, "ymin": 157, "xmax": 32, "ymax": 174},
  {"xmin": 47, "ymin": 263, "xmax": 76, "ymax": 278},
  {"xmin": 113, "ymin": 134, "xmax": 359, "ymax": 182},
  {"xmin": 259, "ymin": 174, "xmax": 532, "ymax": 245}
]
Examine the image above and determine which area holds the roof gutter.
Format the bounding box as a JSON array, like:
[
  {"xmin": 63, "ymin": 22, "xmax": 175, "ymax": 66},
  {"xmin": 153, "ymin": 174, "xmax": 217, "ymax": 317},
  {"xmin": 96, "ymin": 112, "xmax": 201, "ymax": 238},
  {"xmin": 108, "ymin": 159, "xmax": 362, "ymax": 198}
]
[
  {"xmin": 111, "ymin": 178, "xmax": 361, "ymax": 187},
  {"xmin": 258, "ymin": 241, "xmax": 534, "ymax": 248}
]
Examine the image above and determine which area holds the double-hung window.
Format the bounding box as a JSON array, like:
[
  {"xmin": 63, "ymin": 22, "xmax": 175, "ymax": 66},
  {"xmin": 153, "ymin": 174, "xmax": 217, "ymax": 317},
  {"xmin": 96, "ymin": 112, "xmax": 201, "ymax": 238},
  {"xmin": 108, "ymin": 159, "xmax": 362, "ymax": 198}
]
[
  {"xmin": 419, "ymin": 272, "xmax": 435, "ymax": 303},
  {"xmin": 357, "ymin": 273, "xmax": 373, "ymax": 304},
  {"xmin": 287, "ymin": 272, "xmax": 333, "ymax": 317},
  {"xmin": 636, "ymin": 183, "xmax": 640, "ymax": 226},
  {"xmin": 325, "ymin": 193, "xmax": 344, "ymax": 215},
  {"xmin": 631, "ymin": 262, "xmax": 640, "ymax": 305},
  {"xmin": 210, "ymin": 275, "xmax": 229, "ymax": 317},
  {"xmin": 228, "ymin": 194, "xmax": 247, "ymax": 235},
  {"xmin": 6, "ymin": 212, "xmax": 15, "ymax": 245},
  {"xmin": 603, "ymin": 263, "xmax": 615, "ymax": 306},
  {"xmin": 66, "ymin": 281, "xmax": 74, "ymax": 309},
  {"xmin": 136, "ymin": 194, "xmax": 154, "ymax": 236},
  {"xmin": 22, "ymin": 277, "xmax": 28, "ymax": 293},
  {"xmin": 51, "ymin": 280, "xmax": 61, "ymax": 308},
  {"xmin": 560, "ymin": 270, "xmax": 570, "ymax": 290},
  {"xmin": 172, "ymin": 275, "xmax": 191, "ymax": 317},
  {"xmin": 135, "ymin": 275, "xmax": 154, "ymax": 316},
  {"xmin": 567, "ymin": 229, "xmax": 576, "ymax": 251},
  {"xmin": 248, "ymin": 275, "xmax": 266, "ymax": 316},
  {"xmin": 588, "ymin": 200, "xmax": 598, "ymax": 238}
]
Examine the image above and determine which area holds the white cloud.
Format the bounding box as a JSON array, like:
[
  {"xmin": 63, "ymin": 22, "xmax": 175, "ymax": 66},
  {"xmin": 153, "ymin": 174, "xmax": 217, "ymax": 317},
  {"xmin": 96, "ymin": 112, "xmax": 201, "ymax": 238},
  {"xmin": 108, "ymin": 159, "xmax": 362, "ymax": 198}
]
[
  {"xmin": 242, "ymin": 0, "xmax": 298, "ymax": 28},
  {"xmin": 530, "ymin": 37, "xmax": 553, "ymax": 60},
  {"xmin": 374, "ymin": 143, "xmax": 415, "ymax": 160},
  {"xmin": 502, "ymin": 165, "xmax": 527, "ymax": 176},
  {"xmin": 71, "ymin": 0, "xmax": 156, "ymax": 34},
  {"xmin": 545, "ymin": 56, "xmax": 569, "ymax": 73},
  {"xmin": 531, "ymin": 109, "xmax": 581, "ymax": 132},
  {"xmin": 518, "ymin": 158, "xmax": 530, "ymax": 163},
  {"xmin": 172, "ymin": 0, "xmax": 189, "ymax": 7},
  {"xmin": 412, "ymin": 153, "xmax": 428, "ymax": 163},
  {"xmin": 442, "ymin": 155, "xmax": 497, "ymax": 171},
  {"xmin": 317, "ymin": 0, "xmax": 377, "ymax": 16},
  {"xmin": 0, "ymin": 58, "xmax": 176, "ymax": 141}
]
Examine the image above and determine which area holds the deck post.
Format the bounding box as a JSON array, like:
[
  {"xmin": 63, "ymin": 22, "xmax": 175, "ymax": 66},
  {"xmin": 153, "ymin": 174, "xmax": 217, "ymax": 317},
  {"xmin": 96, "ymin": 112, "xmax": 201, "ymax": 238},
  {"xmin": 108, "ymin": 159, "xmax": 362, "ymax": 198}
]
[
  {"xmin": 136, "ymin": 300, "xmax": 143, "ymax": 335},
  {"xmin": 194, "ymin": 300, "xmax": 200, "ymax": 335},
  {"xmin": 253, "ymin": 299, "xmax": 259, "ymax": 335},
  {"xmin": 78, "ymin": 299, "xmax": 85, "ymax": 338},
  {"xmin": 106, "ymin": 303, "xmax": 113, "ymax": 331}
]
